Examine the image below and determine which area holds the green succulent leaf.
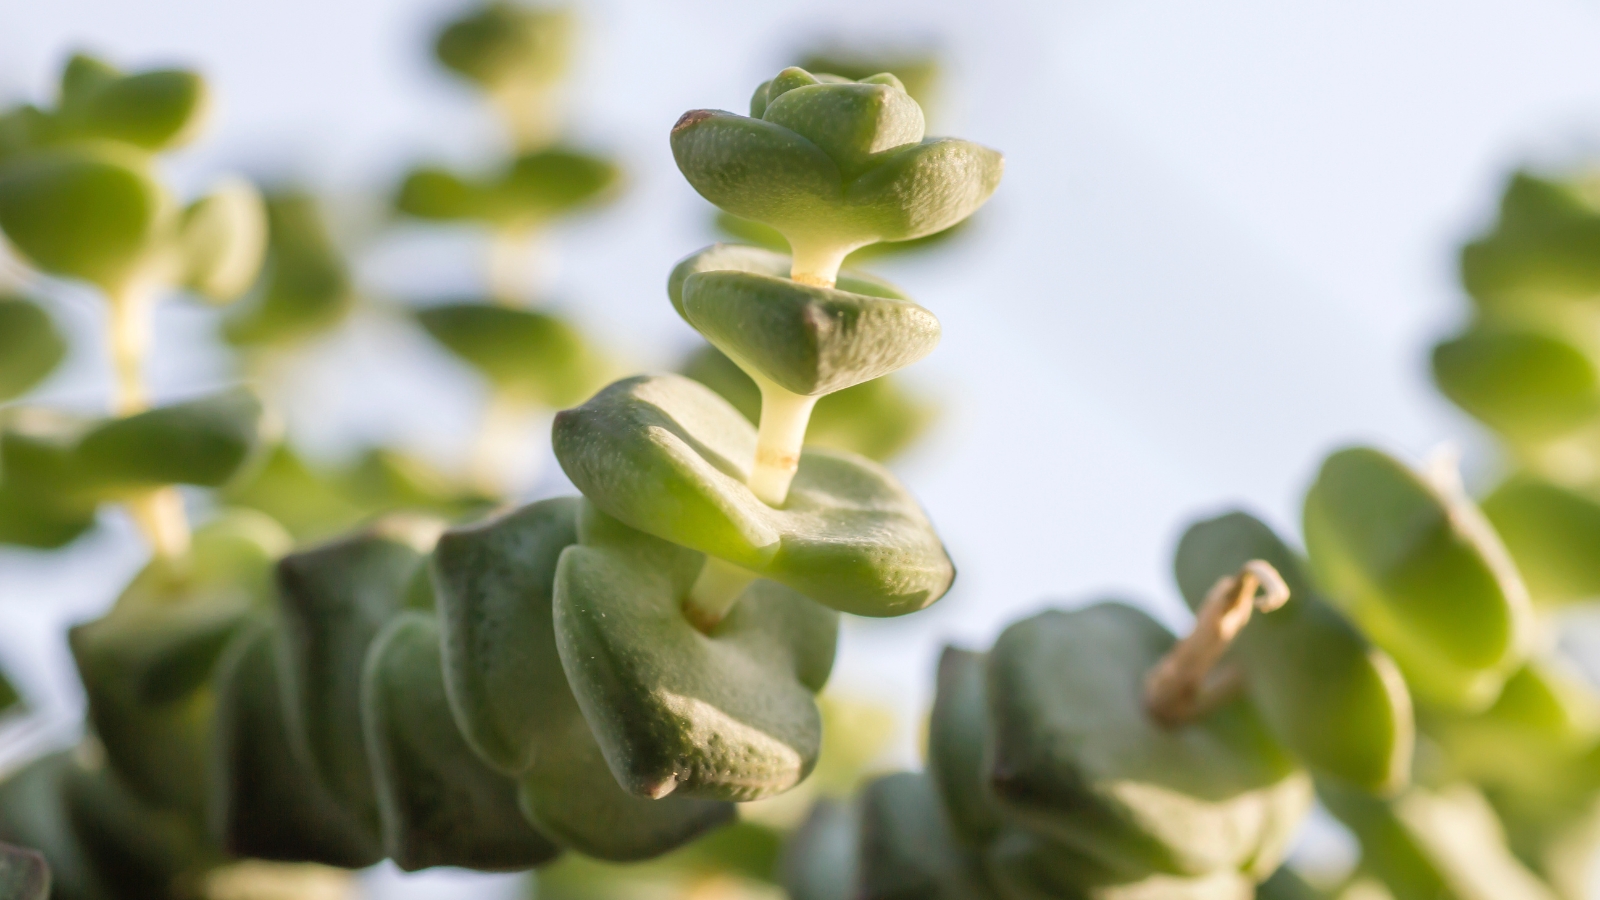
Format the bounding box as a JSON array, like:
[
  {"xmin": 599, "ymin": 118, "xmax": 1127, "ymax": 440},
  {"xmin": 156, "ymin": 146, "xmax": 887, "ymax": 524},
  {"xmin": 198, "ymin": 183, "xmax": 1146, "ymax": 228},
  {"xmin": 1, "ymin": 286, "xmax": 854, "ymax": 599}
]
[
  {"xmin": 715, "ymin": 210, "xmax": 968, "ymax": 265},
  {"xmin": 0, "ymin": 295, "xmax": 67, "ymax": 401},
  {"xmin": 553, "ymin": 501, "xmax": 839, "ymax": 801},
  {"xmin": 986, "ymin": 603, "xmax": 1311, "ymax": 880},
  {"xmin": 1254, "ymin": 867, "xmax": 1325, "ymax": 900},
  {"xmin": 780, "ymin": 799, "xmax": 859, "ymax": 900},
  {"xmin": 362, "ymin": 611, "xmax": 563, "ymax": 872},
  {"xmin": 1432, "ymin": 328, "xmax": 1600, "ymax": 447},
  {"xmin": 1173, "ymin": 511, "xmax": 1414, "ymax": 794},
  {"xmin": 1482, "ymin": 475, "xmax": 1600, "ymax": 606},
  {"xmin": 70, "ymin": 508, "xmax": 289, "ymax": 818},
  {"xmin": 274, "ymin": 516, "xmax": 442, "ymax": 829},
  {"xmin": 1318, "ymin": 780, "xmax": 1558, "ymax": 900},
  {"xmin": 174, "ymin": 178, "xmax": 268, "ymax": 303},
  {"xmin": 855, "ymin": 772, "xmax": 997, "ymax": 900},
  {"xmin": 927, "ymin": 647, "xmax": 1004, "ymax": 847},
  {"xmin": 429, "ymin": 497, "xmax": 735, "ymax": 860},
  {"xmin": 0, "ymin": 841, "xmax": 49, "ymax": 900},
  {"xmin": 669, "ymin": 244, "xmax": 938, "ymax": 396},
  {"xmin": 795, "ymin": 51, "xmax": 941, "ymax": 109},
  {"xmin": 1303, "ymin": 447, "xmax": 1533, "ymax": 711},
  {"xmin": 74, "ymin": 386, "xmax": 266, "ymax": 492},
  {"xmin": 416, "ymin": 303, "xmax": 610, "ymax": 406},
  {"xmin": 0, "ymin": 142, "xmax": 170, "ymax": 292},
  {"xmin": 396, "ymin": 148, "xmax": 620, "ymax": 227},
  {"xmin": 434, "ymin": 2, "xmax": 572, "ymax": 92},
  {"xmin": 223, "ymin": 192, "xmax": 356, "ymax": 347},
  {"xmin": 1461, "ymin": 172, "xmax": 1600, "ymax": 307},
  {"xmin": 432, "ymin": 497, "xmax": 578, "ymax": 774},
  {"xmin": 60, "ymin": 756, "xmax": 212, "ymax": 893},
  {"xmin": 0, "ymin": 411, "xmax": 97, "ymax": 548},
  {"xmin": 209, "ymin": 619, "xmax": 383, "ymax": 867},
  {"xmin": 55, "ymin": 55, "xmax": 208, "ymax": 152},
  {"xmin": 0, "ymin": 667, "xmax": 20, "ymax": 718},
  {"xmin": 553, "ymin": 374, "xmax": 954, "ymax": 617},
  {"xmin": 985, "ymin": 829, "xmax": 1255, "ymax": 900},
  {"xmin": 0, "ymin": 753, "xmax": 110, "ymax": 900},
  {"xmin": 673, "ymin": 71, "xmax": 1000, "ymax": 253}
]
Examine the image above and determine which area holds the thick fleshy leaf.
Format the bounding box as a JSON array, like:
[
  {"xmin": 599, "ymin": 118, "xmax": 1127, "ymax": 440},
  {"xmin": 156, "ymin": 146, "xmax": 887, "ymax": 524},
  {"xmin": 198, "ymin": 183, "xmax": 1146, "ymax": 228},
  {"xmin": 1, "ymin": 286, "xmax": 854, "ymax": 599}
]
[
  {"xmin": 554, "ymin": 501, "xmax": 839, "ymax": 801},
  {"xmin": 927, "ymin": 647, "xmax": 1003, "ymax": 846},
  {"xmin": 985, "ymin": 829, "xmax": 1254, "ymax": 900},
  {"xmin": 668, "ymin": 244, "xmax": 910, "ymax": 312},
  {"xmin": 362, "ymin": 612, "xmax": 561, "ymax": 871},
  {"xmin": 275, "ymin": 516, "xmax": 441, "ymax": 829},
  {"xmin": 671, "ymin": 110, "xmax": 844, "ymax": 244},
  {"xmin": 0, "ymin": 295, "xmax": 66, "ymax": 401},
  {"xmin": 1173, "ymin": 511, "xmax": 1413, "ymax": 793},
  {"xmin": 61, "ymin": 756, "xmax": 211, "ymax": 893},
  {"xmin": 429, "ymin": 497, "xmax": 734, "ymax": 859},
  {"xmin": 70, "ymin": 509, "xmax": 288, "ymax": 818},
  {"xmin": 1303, "ymin": 447, "xmax": 1533, "ymax": 710},
  {"xmin": 795, "ymin": 51, "xmax": 941, "ymax": 108},
  {"xmin": 714, "ymin": 210, "xmax": 967, "ymax": 264},
  {"xmin": 553, "ymin": 374, "xmax": 954, "ymax": 617},
  {"xmin": 432, "ymin": 497, "xmax": 578, "ymax": 774},
  {"xmin": 781, "ymin": 799, "xmax": 859, "ymax": 900},
  {"xmin": 74, "ymin": 387, "xmax": 266, "ymax": 492},
  {"xmin": 223, "ymin": 192, "xmax": 355, "ymax": 347},
  {"xmin": 0, "ymin": 841, "xmax": 49, "ymax": 900},
  {"xmin": 1432, "ymin": 328, "xmax": 1600, "ymax": 446},
  {"xmin": 416, "ymin": 303, "xmax": 610, "ymax": 407},
  {"xmin": 986, "ymin": 603, "xmax": 1311, "ymax": 879},
  {"xmin": 0, "ymin": 667, "xmax": 19, "ymax": 718},
  {"xmin": 1426, "ymin": 658, "xmax": 1600, "ymax": 802},
  {"xmin": 1319, "ymin": 780, "xmax": 1558, "ymax": 900},
  {"xmin": 396, "ymin": 149, "xmax": 619, "ymax": 227},
  {"xmin": 434, "ymin": 3, "xmax": 572, "ymax": 91},
  {"xmin": 855, "ymin": 772, "xmax": 996, "ymax": 900},
  {"xmin": 1461, "ymin": 173, "xmax": 1600, "ymax": 306},
  {"xmin": 681, "ymin": 342, "xmax": 935, "ymax": 462},
  {"xmin": 0, "ymin": 411, "xmax": 96, "ymax": 548},
  {"xmin": 1483, "ymin": 476, "xmax": 1600, "ymax": 606},
  {"xmin": 845, "ymin": 138, "xmax": 1004, "ymax": 242},
  {"xmin": 0, "ymin": 142, "xmax": 170, "ymax": 292},
  {"xmin": 209, "ymin": 619, "xmax": 382, "ymax": 867},
  {"xmin": 760, "ymin": 76, "xmax": 925, "ymax": 177},
  {"xmin": 0, "ymin": 753, "xmax": 109, "ymax": 900},
  {"xmin": 1255, "ymin": 867, "xmax": 1324, "ymax": 900},
  {"xmin": 55, "ymin": 57, "xmax": 208, "ymax": 151},
  {"xmin": 679, "ymin": 269, "xmax": 938, "ymax": 396},
  {"xmin": 175, "ymin": 178, "xmax": 268, "ymax": 303}
]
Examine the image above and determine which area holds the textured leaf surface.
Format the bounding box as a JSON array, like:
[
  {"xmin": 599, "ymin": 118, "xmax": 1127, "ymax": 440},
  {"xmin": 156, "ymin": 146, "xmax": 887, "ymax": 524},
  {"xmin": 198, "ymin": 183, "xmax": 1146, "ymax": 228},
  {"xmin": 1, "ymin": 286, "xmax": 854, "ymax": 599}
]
[
  {"xmin": 986, "ymin": 603, "xmax": 1310, "ymax": 879},
  {"xmin": 362, "ymin": 612, "xmax": 561, "ymax": 871},
  {"xmin": 1304, "ymin": 447, "xmax": 1532, "ymax": 710},
  {"xmin": 553, "ymin": 374, "xmax": 953, "ymax": 617},
  {"xmin": 1174, "ymin": 511, "xmax": 1413, "ymax": 793},
  {"xmin": 554, "ymin": 502, "xmax": 838, "ymax": 801}
]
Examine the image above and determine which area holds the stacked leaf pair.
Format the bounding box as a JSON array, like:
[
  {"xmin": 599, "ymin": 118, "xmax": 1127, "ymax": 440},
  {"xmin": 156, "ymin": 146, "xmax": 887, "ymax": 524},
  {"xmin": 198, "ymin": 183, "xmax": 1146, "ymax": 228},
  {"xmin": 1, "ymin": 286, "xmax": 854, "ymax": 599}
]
[
  {"xmin": 1426, "ymin": 169, "xmax": 1600, "ymax": 900},
  {"xmin": 395, "ymin": 2, "xmax": 619, "ymax": 497}
]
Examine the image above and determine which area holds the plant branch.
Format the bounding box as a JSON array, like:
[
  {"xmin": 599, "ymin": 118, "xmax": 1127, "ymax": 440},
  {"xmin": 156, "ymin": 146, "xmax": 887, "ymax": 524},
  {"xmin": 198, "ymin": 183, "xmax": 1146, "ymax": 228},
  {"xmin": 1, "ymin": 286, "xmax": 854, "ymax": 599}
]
[
  {"xmin": 1143, "ymin": 559, "xmax": 1288, "ymax": 728},
  {"xmin": 683, "ymin": 555, "xmax": 758, "ymax": 632},
  {"xmin": 748, "ymin": 373, "xmax": 819, "ymax": 507}
]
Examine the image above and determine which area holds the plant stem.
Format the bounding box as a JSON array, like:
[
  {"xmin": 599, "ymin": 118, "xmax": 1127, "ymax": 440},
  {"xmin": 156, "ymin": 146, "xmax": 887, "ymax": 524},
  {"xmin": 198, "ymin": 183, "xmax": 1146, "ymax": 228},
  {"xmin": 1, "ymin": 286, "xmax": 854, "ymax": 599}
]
[
  {"xmin": 1143, "ymin": 559, "xmax": 1289, "ymax": 728},
  {"xmin": 107, "ymin": 280, "xmax": 192, "ymax": 560},
  {"xmin": 468, "ymin": 388, "xmax": 527, "ymax": 497},
  {"xmin": 487, "ymin": 226, "xmax": 536, "ymax": 306},
  {"xmin": 684, "ymin": 555, "xmax": 758, "ymax": 632},
  {"xmin": 748, "ymin": 373, "xmax": 819, "ymax": 507},
  {"xmin": 490, "ymin": 83, "xmax": 558, "ymax": 153},
  {"xmin": 788, "ymin": 239, "xmax": 852, "ymax": 288}
]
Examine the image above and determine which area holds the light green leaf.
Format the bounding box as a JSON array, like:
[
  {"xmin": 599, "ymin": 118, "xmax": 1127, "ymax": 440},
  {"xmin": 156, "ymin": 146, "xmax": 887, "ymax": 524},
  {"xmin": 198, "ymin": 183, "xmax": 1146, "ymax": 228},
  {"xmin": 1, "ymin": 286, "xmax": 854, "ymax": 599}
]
[
  {"xmin": 434, "ymin": 2, "xmax": 572, "ymax": 92},
  {"xmin": 396, "ymin": 148, "xmax": 620, "ymax": 227},
  {"xmin": 1483, "ymin": 476, "xmax": 1600, "ymax": 606},
  {"xmin": 985, "ymin": 829, "xmax": 1254, "ymax": 900},
  {"xmin": 55, "ymin": 56, "xmax": 208, "ymax": 152},
  {"xmin": 175, "ymin": 178, "xmax": 268, "ymax": 303},
  {"xmin": 1303, "ymin": 447, "xmax": 1533, "ymax": 711},
  {"xmin": 223, "ymin": 192, "xmax": 356, "ymax": 347},
  {"xmin": 361, "ymin": 611, "xmax": 562, "ymax": 872},
  {"xmin": 274, "ymin": 516, "xmax": 442, "ymax": 830},
  {"xmin": 209, "ymin": 619, "xmax": 383, "ymax": 867},
  {"xmin": 1432, "ymin": 328, "xmax": 1600, "ymax": 447},
  {"xmin": 927, "ymin": 647, "xmax": 1003, "ymax": 846},
  {"xmin": 0, "ymin": 294, "xmax": 66, "ymax": 401},
  {"xmin": 553, "ymin": 501, "xmax": 838, "ymax": 801},
  {"xmin": 761, "ymin": 76, "xmax": 925, "ymax": 177},
  {"xmin": 986, "ymin": 603, "xmax": 1311, "ymax": 879},
  {"xmin": 0, "ymin": 411, "xmax": 97, "ymax": 548},
  {"xmin": 416, "ymin": 303, "xmax": 610, "ymax": 407},
  {"xmin": 1173, "ymin": 511, "xmax": 1413, "ymax": 793},
  {"xmin": 553, "ymin": 374, "xmax": 954, "ymax": 617},
  {"xmin": 0, "ymin": 142, "xmax": 170, "ymax": 292},
  {"xmin": 74, "ymin": 387, "xmax": 266, "ymax": 492}
]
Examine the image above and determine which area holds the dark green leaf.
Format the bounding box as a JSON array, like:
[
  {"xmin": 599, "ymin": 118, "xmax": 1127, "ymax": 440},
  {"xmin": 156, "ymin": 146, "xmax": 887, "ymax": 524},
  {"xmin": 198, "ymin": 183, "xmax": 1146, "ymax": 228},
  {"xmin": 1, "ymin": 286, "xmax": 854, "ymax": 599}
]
[
  {"xmin": 0, "ymin": 752, "xmax": 111, "ymax": 900},
  {"xmin": 416, "ymin": 303, "xmax": 609, "ymax": 407},
  {"xmin": 927, "ymin": 647, "xmax": 1003, "ymax": 846},
  {"xmin": 0, "ymin": 295, "xmax": 66, "ymax": 401},
  {"xmin": 855, "ymin": 772, "xmax": 996, "ymax": 900},
  {"xmin": 75, "ymin": 387, "xmax": 266, "ymax": 491},
  {"xmin": 781, "ymin": 799, "xmax": 859, "ymax": 900},
  {"xmin": 0, "ymin": 841, "xmax": 49, "ymax": 900}
]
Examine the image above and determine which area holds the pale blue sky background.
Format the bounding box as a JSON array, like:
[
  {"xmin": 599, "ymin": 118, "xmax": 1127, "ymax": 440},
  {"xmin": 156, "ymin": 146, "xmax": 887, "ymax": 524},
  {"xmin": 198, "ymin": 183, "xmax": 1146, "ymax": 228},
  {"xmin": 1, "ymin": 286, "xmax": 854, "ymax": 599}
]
[{"xmin": 5, "ymin": 0, "xmax": 1600, "ymax": 894}]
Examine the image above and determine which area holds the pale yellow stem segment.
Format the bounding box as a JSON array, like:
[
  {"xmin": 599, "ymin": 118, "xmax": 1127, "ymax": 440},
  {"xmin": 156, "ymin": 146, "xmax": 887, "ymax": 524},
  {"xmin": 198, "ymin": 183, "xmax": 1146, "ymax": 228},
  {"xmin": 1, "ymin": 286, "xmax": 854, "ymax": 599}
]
[
  {"xmin": 469, "ymin": 389, "xmax": 527, "ymax": 497},
  {"xmin": 788, "ymin": 239, "xmax": 853, "ymax": 289},
  {"xmin": 487, "ymin": 226, "xmax": 536, "ymax": 306},
  {"xmin": 204, "ymin": 859, "xmax": 355, "ymax": 900},
  {"xmin": 1143, "ymin": 559, "xmax": 1289, "ymax": 728},
  {"xmin": 748, "ymin": 374, "xmax": 819, "ymax": 507},
  {"xmin": 490, "ymin": 83, "xmax": 558, "ymax": 153},
  {"xmin": 107, "ymin": 280, "xmax": 192, "ymax": 560},
  {"xmin": 684, "ymin": 555, "xmax": 759, "ymax": 632}
]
